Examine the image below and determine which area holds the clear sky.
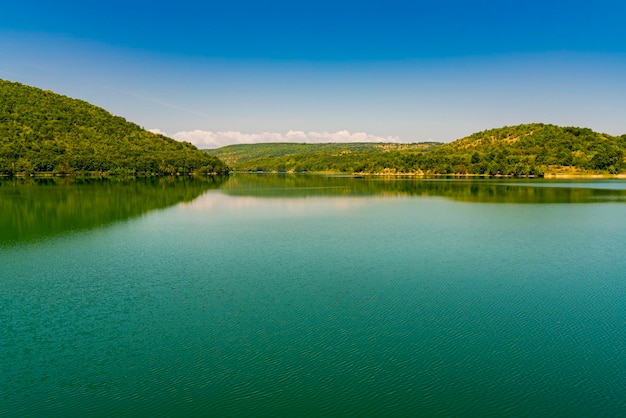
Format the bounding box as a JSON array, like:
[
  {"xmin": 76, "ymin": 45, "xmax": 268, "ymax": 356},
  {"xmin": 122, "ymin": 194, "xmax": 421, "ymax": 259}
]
[{"xmin": 1, "ymin": 0, "xmax": 625, "ymax": 147}]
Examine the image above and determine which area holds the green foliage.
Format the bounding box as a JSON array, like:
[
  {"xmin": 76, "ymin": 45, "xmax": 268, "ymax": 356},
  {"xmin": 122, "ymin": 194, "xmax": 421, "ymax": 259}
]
[
  {"xmin": 0, "ymin": 79, "xmax": 228, "ymax": 175},
  {"xmin": 434, "ymin": 123, "xmax": 625, "ymax": 175},
  {"xmin": 5, "ymin": 77, "xmax": 620, "ymax": 177},
  {"xmin": 207, "ymin": 124, "xmax": 626, "ymax": 176},
  {"xmin": 206, "ymin": 142, "xmax": 442, "ymax": 174}
]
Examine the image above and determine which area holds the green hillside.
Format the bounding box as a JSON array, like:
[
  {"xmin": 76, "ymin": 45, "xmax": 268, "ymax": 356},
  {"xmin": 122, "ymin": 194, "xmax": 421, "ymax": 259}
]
[
  {"xmin": 0, "ymin": 79, "xmax": 228, "ymax": 176},
  {"xmin": 431, "ymin": 123, "xmax": 626, "ymax": 176},
  {"xmin": 207, "ymin": 124, "xmax": 626, "ymax": 176},
  {"xmin": 206, "ymin": 142, "xmax": 442, "ymax": 173}
]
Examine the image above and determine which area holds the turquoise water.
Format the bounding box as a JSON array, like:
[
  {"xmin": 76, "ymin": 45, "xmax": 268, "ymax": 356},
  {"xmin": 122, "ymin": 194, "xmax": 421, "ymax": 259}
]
[{"xmin": 1, "ymin": 176, "xmax": 626, "ymax": 416}]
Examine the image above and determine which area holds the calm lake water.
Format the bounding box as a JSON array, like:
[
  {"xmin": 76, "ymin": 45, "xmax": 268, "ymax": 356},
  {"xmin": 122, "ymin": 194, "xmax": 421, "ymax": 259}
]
[{"xmin": 2, "ymin": 175, "xmax": 626, "ymax": 417}]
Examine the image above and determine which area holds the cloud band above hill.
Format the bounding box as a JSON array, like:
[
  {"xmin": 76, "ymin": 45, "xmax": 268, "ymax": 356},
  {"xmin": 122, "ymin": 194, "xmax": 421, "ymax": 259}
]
[{"xmin": 148, "ymin": 129, "xmax": 404, "ymax": 149}]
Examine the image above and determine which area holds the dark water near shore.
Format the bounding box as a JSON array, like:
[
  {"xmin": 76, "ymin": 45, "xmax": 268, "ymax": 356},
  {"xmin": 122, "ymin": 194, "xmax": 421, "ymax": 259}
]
[{"xmin": 2, "ymin": 175, "xmax": 625, "ymax": 416}]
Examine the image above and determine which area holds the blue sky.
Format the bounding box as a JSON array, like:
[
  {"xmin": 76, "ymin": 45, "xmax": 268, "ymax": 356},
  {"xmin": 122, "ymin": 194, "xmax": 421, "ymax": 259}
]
[{"xmin": 1, "ymin": 0, "xmax": 625, "ymax": 147}]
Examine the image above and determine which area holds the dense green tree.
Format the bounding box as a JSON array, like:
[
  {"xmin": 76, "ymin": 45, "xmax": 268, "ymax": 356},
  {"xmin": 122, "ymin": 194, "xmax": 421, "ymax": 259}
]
[
  {"xmin": 588, "ymin": 146, "xmax": 623, "ymax": 172},
  {"xmin": 206, "ymin": 124, "xmax": 626, "ymax": 176},
  {"xmin": 0, "ymin": 79, "xmax": 228, "ymax": 176}
]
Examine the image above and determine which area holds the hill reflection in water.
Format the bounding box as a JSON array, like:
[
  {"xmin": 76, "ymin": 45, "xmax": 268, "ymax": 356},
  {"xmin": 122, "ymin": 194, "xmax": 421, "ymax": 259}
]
[
  {"xmin": 220, "ymin": 174, "xmax": 626, "ymax": 204},
  {"xmin": 4, "ymin": 174, "xmax": 625, "ymax": 246},
  {"xmin": 0, "ymin": 176, "xmax": 227, "ymax": 246}
]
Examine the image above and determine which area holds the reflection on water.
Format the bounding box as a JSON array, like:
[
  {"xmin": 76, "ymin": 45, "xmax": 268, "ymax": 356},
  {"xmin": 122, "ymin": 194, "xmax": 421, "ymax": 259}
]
[
  {"xmin": 3, "ymin": 174, "xmax": 625, "ymax": 246},
  {"xmin": 0, "ymin": 176, "xmax": 227, "ymax": 246},
  {"xmin": 222, "ymin": 174, "xmax": 626, "ymax": 203},
  {"xmin": 2, "ymin": 173, "xmax": 626, "ymax": 417}
]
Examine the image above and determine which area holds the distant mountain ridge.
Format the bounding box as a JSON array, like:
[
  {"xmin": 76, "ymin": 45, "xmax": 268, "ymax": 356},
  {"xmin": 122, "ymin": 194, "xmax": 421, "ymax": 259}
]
[
  {"xmin": 0, "ymin": 79, "xmax": 228, "ymax": 175},
  {"xmin": 207, "ymin": 124, "xmax": 626, "ymax": 176}
]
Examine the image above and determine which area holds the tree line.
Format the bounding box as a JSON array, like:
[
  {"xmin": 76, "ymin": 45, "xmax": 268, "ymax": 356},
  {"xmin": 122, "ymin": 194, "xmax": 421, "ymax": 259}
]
[
  {"xmin": 0, "ymin": 80, "xmax": 228, "ymax": 176},
  {"xmin": 207, "ymin": 124, "xmax": 626, "ymax": 176}
]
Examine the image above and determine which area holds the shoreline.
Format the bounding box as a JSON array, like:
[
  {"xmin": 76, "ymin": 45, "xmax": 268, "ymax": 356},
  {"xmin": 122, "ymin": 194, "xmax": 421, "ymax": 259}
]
[{"xmin": 233, "ymin": 170, "xmax": 626, "ymax": 179}]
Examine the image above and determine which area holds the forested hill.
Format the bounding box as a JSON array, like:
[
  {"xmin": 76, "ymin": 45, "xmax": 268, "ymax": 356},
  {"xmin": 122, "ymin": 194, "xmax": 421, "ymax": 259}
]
[
  {"xmin": 0, "ymin": 79, "xmax": 227, "ymax": 175},
  {"xmin": 206, "ymin": 124, "xmax": 626, "ymax": 176},
  {"xmin": 434, "ymin": 123, "xmax": 626, "ymax": 175},
  {"xmin": 206, "ymin": 142, "xmax": 442, "ymax": 173}
]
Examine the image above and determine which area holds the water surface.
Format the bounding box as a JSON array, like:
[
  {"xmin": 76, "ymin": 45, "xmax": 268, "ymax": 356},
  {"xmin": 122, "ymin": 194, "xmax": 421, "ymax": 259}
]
[{"xmin": 1, "ymin": 175, "xmax": 625, "ymax": 416}]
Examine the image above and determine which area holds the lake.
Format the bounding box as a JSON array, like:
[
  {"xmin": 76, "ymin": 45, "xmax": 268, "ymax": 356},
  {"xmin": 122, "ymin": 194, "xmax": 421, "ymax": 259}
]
[{"xmin": 1, "ymin": 175, "xmax": 625, "ymax": 416}]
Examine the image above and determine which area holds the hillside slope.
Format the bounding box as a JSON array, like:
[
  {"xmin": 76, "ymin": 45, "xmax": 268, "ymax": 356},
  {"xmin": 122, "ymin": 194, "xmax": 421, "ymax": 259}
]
[
  {"xmin": 0, "ymin": 79, "xmax": 227, "ymax": 175},
  {"xmin": 432, "ymin": 123, "xmax": 626, "ymax": 175},
  {"xmin": 207, "ymin": 124, "xmax": 626, "ymax": 176},
  {"xmin": 206, "ymin": 142, "xmax": 441, "ymax": 173}
]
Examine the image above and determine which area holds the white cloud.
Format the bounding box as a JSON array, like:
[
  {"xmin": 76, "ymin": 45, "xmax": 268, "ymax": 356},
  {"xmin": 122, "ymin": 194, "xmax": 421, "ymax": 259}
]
[
  {"xmin": 151, "ymin": 129, "xmax": 404, "ymax": 149},
  {"xmin": 147, "ymin": 128, "xmax": 168, "ymax": 136}
]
